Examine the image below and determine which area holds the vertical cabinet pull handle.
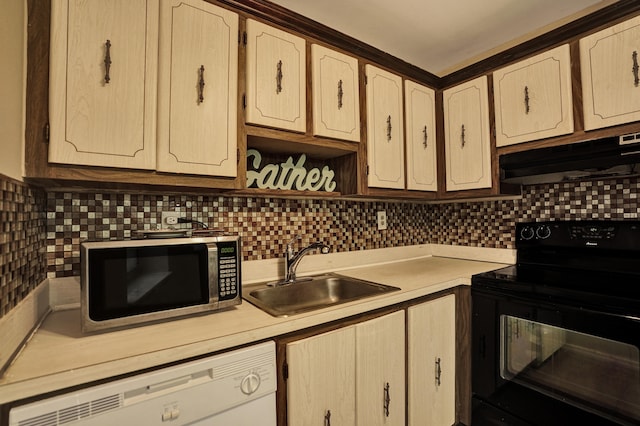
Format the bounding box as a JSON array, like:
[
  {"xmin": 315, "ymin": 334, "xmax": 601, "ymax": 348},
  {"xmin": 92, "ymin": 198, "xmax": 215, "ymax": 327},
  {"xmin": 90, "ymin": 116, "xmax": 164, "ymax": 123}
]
[
  {"xmin": 386, "ymin": 115, "xmax": 392, "ymax": 142},
  {"xmin": 422, "ymin": 125, "xmax": 428, "ymax": 148},
  {"xmin": 461, "ymin": 124, "xmax": 466, "ymax": 148},
  {"xmin": 435, "ymin": 357, "xmax": 442, "ymax": 386},
  {"xmin": 324, "ymin": 409, "xmax": 331, "ymax": 426},
  {"xmin": 383, "ymin": 382, "xmax": 391, "ymax": 417},
  {"xmin": 198, "ymin": 65, "xmax": 205, "ymax": 104},
  {"xmin": 104, "ymin": 40, "xmax": 112, "ymax": 84},
  {"xmin": 524, "ymin": 86, "xmax": 530, "ymax": 114},
  {"xmin": 276, "ymin": 60, "xmax": 283, "ymax": 94},
  {"xmin": 633, "ymin": 51, "xmax": 639, "ymax": 87},
  {"xmin": 337, "ymin": 79, "xmax": 343, "ymax": 109}
]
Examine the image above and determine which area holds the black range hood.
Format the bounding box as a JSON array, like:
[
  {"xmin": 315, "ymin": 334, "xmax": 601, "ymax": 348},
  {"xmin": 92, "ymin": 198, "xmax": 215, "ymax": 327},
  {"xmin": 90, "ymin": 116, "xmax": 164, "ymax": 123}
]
[{"xmin": 500, "ymin": 134, "xmax": 640, "ymax": 185}]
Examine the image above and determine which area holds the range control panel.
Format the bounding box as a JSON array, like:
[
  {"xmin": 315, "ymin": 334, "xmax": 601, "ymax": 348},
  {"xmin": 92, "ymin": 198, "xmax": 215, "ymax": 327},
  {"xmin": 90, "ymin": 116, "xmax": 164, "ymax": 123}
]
[{"xmin": 516, "ymin": 221, "xmax": 640, "ymax": 250}]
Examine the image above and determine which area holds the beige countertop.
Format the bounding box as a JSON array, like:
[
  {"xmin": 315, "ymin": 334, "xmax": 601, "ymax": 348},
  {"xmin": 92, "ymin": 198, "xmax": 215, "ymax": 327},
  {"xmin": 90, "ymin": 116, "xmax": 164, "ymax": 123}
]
[{"xmin": 0, "ymin": 246, "xmax": 512, "ymax": 405}]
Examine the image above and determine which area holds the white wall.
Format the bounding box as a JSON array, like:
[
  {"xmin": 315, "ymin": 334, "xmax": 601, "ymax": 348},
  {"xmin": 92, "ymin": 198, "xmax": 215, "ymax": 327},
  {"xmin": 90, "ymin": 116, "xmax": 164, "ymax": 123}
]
[{"xmin": 0, "ymin": 0, "xmax": 26, "ymax": 181}]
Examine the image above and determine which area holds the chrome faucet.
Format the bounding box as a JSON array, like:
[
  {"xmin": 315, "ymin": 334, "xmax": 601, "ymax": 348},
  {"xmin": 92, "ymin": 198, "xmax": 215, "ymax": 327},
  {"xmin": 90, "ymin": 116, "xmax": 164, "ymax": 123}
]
[{"xmin": 283, "ymin": 235, "xmax": 331, "ymax": 284}]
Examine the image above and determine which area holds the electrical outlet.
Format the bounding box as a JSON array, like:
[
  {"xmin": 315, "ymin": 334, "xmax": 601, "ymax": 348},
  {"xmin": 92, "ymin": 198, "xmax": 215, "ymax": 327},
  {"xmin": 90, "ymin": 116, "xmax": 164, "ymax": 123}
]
[
  {"xmin": 161, "ymin": 211, "xmax": 184, "ymax": 227},
  {"xmin": 377, "ymin": 211, "xmax": 388, "ymax": 230}
]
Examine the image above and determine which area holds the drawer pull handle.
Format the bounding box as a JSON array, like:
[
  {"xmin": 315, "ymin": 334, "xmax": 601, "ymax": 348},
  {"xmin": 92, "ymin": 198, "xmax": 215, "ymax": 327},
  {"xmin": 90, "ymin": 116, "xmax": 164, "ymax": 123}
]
[
  {"xmin": 104, "ymin": 40, "xmax": 112, "ymax": 84},
  {"xmin": 524, "ymin": 86, "xmax": 530, "ymax": 114},
  {"xmin": 324, "ymin": 409, "xmax": 331, "ymax": 426},
  {"xmin": 435, "ymin": 357, "xmax": 442, "ymax": 386},
  {"xmin": 276, "ymin": 60, "xmax": 283, "ymax": 94},
  {"xmin": 633, "ymin": 51, "xmax": 639, "ymax": 87},
  {"xmin": 386, "ymin": 115, "xmax": 392, "ymax": 142},
  {"xmin": 384, "ymin": 382, "xmax": 391, "ymax": 417},
  {"xmin": 461, "ymin": 124, "xmax": 466, "ymax": 148},
  {"xmin": 422, "ymin": 125, "xmax": 428, "ymax": 148},
  {"xmin": 198, "ymin": 65, "xmax": 205, "ymax": 104},
  {"xmin": 337, "ymin": 79, "xmax": 343, "ymax": 109}
]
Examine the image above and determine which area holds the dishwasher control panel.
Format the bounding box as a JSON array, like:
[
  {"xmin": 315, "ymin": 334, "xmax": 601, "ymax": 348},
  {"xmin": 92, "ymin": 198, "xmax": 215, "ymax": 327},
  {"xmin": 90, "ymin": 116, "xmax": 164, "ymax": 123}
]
[{"xmin": 9, "ymin": 341, "xmax": 276, "ymax": 426}]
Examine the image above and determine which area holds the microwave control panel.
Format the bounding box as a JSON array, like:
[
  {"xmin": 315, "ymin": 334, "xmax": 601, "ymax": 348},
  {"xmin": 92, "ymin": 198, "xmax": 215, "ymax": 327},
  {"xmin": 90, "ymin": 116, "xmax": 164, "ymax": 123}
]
[{"xmin": 218, "ymin": 242, "xmax": 239, "ymax": 300}]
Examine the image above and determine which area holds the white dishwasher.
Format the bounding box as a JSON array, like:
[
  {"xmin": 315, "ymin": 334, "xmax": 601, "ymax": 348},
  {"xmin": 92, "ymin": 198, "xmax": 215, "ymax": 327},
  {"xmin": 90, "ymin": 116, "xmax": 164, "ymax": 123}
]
[{"xmin": 9, "ymin": 341, "xmax": 276, "ymax": 426}]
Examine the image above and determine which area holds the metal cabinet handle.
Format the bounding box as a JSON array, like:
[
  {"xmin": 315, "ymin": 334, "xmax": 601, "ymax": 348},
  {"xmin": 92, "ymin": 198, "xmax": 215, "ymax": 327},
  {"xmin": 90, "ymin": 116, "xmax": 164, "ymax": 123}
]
[
  {"xmin": 198, "ymin": 65, "xmax": 205, "ymax": 104},
  {"xmin": 386, "ymin": 115, "xmax": 392, "ymax": 142},
  {"xmin": 337, "ymin": 79, "xmax": 343, "ymax": 109},
  {"xmin": 633, "ymin": 51, "xmax": 639, "ymax": 87},
  {"xmin": 422, "ymin": 125, "xmax": 428, "ymax": 148},
  {"xmin": 524, "ymin": 86, "xmax": 530, "ymax": 114},
  {"xmin": 104, "ymin": 40, "xmax": 112, "ymax": 84},
  {"xmin": 461, "ymin": 124, "xmax": 466, "ymax": 148},
  {"xmin": 383, "ymin": 382, "xmax": 391, "ymax": 417},
  {"xmin": 324, "ymin": 409, "xmax": 331, "ymax": 426},
  {"xmin": 276, "ymin": 60, "xmax": 283, "ymax": 94},
  {"xmin": 435, "ymin": 357, "xmax": 442, "ymax": 386}
]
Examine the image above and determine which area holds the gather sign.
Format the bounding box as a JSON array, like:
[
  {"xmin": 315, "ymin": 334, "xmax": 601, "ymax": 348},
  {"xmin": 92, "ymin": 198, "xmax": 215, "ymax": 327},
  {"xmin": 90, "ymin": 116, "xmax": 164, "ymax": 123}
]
[{"xmin": 247, "ymin": 149, "xmax": 337, "ymax": 192}]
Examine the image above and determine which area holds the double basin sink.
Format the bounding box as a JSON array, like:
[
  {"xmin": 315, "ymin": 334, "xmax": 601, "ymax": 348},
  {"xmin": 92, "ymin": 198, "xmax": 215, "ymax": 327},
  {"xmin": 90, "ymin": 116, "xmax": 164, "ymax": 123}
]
[{"xmin": 243, "ymin": 273, "xmax": 401, "ymax": 317}]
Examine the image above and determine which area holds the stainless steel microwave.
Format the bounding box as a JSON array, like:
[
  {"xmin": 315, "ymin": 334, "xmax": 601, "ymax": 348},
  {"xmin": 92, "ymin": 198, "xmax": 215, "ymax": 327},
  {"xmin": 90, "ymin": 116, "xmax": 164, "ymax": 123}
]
[{"xmin": 80, "ymin": 234, "xmax": 241, "ymax": 332}]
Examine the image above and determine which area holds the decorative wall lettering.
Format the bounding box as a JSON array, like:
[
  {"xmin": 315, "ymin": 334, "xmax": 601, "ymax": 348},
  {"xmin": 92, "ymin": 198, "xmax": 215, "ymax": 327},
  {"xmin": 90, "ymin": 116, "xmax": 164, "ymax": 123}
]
[{"xmin": 247, "ymin": 149, "xmax": 337, "ymax": 192}]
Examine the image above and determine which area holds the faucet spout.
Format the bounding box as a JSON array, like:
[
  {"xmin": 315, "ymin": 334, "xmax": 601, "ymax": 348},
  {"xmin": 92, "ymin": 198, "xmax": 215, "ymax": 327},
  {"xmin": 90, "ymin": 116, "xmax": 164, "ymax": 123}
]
[{"xmin": 283, "ymin": 237, "xmax": 331, "ymax": 284}]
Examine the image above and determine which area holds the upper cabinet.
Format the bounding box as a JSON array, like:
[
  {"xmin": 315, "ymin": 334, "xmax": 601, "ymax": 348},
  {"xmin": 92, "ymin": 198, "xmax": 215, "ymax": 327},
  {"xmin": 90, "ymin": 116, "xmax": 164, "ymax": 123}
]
[
  {"xmin": 443, "ymin": 76, "xmax": 492, "ymax": 191},
  {"xmin": 156, "ymin": 0, "xmax": 238, "ymax": 177},
  {"xmin": 48, "ymin": 0, "xmax": 159, "ymax": 169},
  {"xmin": 493, "ymin": 44, "xmax": 573, "ymax": 147},
  {"xmin": 365, "ymin": 64, "xmax": 405, "ymax": 189},
  {"xmin": 311, "ymin": 44, "xmax": 361, "ymax": 142},
  {"xmin": 245, "ymin": 19, "xmax": 306, "ymax": 133},
  {"xmin": 405, "ymin": 80, "xmax": 438, "ymax": 192},
  {"xmin": 581, "ymin": 15, "xmax": 640, "ymax": 131}
]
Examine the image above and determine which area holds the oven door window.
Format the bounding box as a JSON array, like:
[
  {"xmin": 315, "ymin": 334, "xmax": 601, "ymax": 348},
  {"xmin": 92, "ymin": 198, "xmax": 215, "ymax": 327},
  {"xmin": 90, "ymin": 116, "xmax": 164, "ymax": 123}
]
[{"xmin": 500, "ymin": 315, "xmax": 640, "ymax": 421}]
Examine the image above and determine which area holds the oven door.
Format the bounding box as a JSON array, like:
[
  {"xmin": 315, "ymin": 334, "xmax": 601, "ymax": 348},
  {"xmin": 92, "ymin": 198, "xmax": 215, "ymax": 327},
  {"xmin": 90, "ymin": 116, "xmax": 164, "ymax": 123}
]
[{"xmin": 472, "ymin": 287, "xmax": 640, "ymax": 426}]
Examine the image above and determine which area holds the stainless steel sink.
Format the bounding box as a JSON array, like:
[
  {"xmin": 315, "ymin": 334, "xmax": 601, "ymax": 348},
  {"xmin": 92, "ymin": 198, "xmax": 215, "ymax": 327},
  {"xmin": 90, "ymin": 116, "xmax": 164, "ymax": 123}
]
[{"xmin": 243, "ymin": 273, "xmax": 400, "ymax": 317}]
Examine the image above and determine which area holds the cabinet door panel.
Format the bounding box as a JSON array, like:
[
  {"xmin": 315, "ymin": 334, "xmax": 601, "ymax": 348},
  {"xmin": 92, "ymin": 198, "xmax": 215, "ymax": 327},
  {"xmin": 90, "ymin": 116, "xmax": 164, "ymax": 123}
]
[
  {"xmin": 366, "ymin": 65, "xmax": 405, "ymax": 189},
  {"xmin": 287, "ymin": 327, "xmax": 356, "ymax": 426},
  {"xmin": 494, "ymin": 44, "xmax": 573, "ymax": 147},
  {"xmin": 408, "ymin": 294, "xmax": 456, "ymax": 426},
  {"xmin": 157, "ymin": 0, "xmax": 238, "ymax": 176},
  {"xmin": 312, "ymin": 44, "xmax": 360, "ymax": 142},
  {"xmin": 356, "ymin": 311, "xmax": 405, "ymax": 426},
  {"xmin": 405, "ymin": 81, "xmax": 437, "ymax": 191},
  {"xmin": 246, "ymin": 19, "xmax": 306, "ymax": 132},
  {"xmin": 443, "ymin": 76, "xmax": 491, "ymax": 191},
  {"xmin": 49, "ymin": 0, "xmax": 158, "ymax": 169},
  {"xmin": 581, "ymin": 15, "xmax": 640, "ymax": 130}
]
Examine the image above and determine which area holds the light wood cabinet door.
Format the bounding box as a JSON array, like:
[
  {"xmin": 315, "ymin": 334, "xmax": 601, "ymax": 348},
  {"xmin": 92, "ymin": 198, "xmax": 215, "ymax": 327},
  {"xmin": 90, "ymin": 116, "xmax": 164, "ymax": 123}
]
[
  {"xmin": 365, "ymin": 64, "xmax": 405, "ymax": 189},
  {"xmin": 443, "ymin": 76, "xmax": 492, "ymax": 191},
  {"xmin": 245, "ymin": 19, "xmax": 306, "ymax": 132},
  {"xmin": 494, "ymin": 44, "xmax": 573, "ymax": 147},
  {"xmin": 356, "ymin": 311, "xmax": 405, "ymax": 426},
  {"xmin": 581, "ymin": 14, "xmax": 640, "ymax": 130},
  {"xmin": 312, "ymin": 44, "xmax": 360, "ymax": 142},
  {"xmin": 156, "ymin": 0, "xmax": 238, "ymax": 176},
  {"xmin": 408, "ymin": 294, "xmax": 456, "ymax": 426},
  {"xmin": 286, "ymin": 326, "xmax": 356, "ymax": 426},
  {"xmin": 49, "ymin": 0, "xmax": 158, "ymax": 169},
  {"xmin": 405, "ymin": 81, "xmax": 437, "ymax": 191}
]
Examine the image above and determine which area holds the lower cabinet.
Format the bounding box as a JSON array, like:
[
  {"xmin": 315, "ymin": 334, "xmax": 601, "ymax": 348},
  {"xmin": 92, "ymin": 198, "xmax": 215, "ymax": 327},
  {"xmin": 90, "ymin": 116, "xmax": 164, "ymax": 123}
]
[
  {"xmin": 285, "ymin": 310, "xmax": 405, "ymax": 426},
  {"xmin": 407, "ymin": 294, "xmax": 456, "ymax": 426}
]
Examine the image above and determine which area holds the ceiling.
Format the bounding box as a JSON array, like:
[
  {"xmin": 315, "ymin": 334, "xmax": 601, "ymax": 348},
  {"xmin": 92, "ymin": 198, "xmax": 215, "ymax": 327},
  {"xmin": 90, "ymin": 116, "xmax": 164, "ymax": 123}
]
[{"xmin": 268, "ymin": 0, "xmax": 618, "ymax": 77}]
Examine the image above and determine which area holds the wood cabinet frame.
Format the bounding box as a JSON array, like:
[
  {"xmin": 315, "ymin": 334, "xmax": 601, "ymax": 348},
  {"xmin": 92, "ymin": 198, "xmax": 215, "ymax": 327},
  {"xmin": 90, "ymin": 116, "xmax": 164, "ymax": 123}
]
[
  {"xmin": 274, "ymin": 286, "xmax": 472, "ymax": 426},
  {"xmin": 25, "ymin": 0, "xmax": 640, "ymax": 198}
]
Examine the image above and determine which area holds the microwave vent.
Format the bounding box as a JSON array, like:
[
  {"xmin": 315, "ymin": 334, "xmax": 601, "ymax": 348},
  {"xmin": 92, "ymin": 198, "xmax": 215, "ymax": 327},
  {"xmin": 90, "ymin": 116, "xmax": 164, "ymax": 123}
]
[{"xmin": 619, "ymin": 132, "xmax": 640, "ymax": 146}]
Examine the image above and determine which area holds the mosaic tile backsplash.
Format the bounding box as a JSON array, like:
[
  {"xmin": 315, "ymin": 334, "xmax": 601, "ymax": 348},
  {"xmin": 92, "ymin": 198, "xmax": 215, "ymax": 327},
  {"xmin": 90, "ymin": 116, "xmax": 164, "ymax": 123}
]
[
  {"xmin": 3, "ymin": 174, "xmax": 640, "ymax": 319},
  {"xmin": 0, "ymin": 175, "xmax": 46, "ymax": 317}
]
